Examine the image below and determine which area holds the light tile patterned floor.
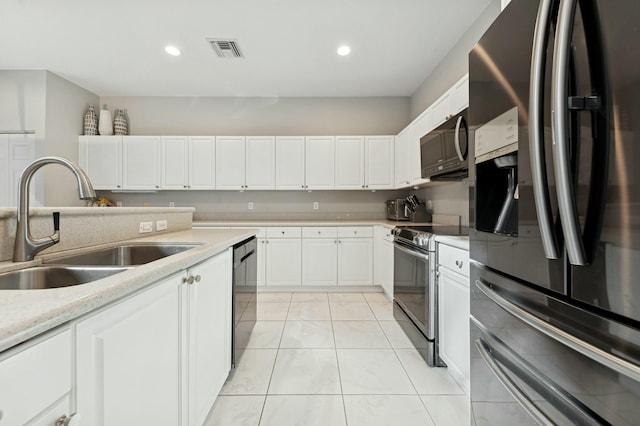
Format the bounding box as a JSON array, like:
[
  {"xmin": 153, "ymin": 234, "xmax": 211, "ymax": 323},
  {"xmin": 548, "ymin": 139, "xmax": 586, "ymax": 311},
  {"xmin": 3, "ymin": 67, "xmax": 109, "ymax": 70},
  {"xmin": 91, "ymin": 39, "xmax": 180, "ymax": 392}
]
[{"xmin": 206, "ymin": 292, "xmax": 469, "ymax": 426}]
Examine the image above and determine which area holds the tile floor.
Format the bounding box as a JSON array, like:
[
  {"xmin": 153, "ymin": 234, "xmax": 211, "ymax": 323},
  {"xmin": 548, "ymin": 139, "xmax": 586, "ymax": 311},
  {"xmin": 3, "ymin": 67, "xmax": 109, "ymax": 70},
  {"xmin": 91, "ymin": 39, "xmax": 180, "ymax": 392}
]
[{"xmin": 205, "ymin": 292, "xmax": 469, "ymax": 426}]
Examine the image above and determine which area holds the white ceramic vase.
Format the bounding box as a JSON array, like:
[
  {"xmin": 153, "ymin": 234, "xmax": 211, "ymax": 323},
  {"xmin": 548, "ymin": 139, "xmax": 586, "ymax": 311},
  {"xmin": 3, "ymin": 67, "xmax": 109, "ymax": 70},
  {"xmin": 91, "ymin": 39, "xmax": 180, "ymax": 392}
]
[{"xmin": 98, "ymin": 105, "xmax": 113, "ymax": 136}]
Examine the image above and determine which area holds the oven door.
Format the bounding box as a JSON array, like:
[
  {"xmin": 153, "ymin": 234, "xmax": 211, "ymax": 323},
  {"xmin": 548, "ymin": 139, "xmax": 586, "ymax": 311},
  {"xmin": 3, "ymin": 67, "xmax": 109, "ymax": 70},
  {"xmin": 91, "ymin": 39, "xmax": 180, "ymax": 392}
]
[{"xmin": 392, "ymin": 241, "xmax": 433, "ymax": 339}]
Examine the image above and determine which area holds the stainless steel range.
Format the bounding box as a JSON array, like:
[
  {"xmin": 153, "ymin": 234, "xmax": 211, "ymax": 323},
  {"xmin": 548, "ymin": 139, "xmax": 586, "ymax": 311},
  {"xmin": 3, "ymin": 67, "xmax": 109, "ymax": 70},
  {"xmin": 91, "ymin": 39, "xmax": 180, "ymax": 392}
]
[{"xmin": 392, "ymin": 225, "xmax": 467, "ymax": 367}]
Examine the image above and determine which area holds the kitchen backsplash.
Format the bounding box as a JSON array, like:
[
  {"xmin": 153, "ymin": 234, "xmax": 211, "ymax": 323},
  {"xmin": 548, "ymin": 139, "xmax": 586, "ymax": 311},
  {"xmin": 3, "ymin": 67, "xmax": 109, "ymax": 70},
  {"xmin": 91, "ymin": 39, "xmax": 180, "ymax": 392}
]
[{"xmin": 104, "ymin": 190, "xmax": 415, "ymax": 221}]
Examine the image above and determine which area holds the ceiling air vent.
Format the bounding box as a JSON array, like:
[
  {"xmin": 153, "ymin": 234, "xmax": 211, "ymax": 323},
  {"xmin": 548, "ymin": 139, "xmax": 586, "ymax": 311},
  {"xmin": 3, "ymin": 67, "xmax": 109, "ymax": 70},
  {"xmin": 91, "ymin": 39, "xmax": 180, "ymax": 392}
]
[{"xmin": 207, "ymin": 39, "xmax": 244, "ymax": 59}]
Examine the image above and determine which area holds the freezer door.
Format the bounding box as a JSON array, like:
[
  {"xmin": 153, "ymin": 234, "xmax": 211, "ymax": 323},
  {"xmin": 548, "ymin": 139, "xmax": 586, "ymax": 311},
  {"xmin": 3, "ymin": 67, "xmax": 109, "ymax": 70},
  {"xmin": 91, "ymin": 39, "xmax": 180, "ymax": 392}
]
[{"xmin": 471, "ymin": 263, "xmax": 640, "ymax": 425}]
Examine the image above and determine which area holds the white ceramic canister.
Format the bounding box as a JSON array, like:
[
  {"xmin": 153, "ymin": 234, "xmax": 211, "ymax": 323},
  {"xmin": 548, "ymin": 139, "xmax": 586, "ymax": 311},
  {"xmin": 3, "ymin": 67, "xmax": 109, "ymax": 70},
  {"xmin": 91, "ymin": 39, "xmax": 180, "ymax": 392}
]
[{"xmin": 98, "ymin": 104, "xmax": 113, "ymax": 135}]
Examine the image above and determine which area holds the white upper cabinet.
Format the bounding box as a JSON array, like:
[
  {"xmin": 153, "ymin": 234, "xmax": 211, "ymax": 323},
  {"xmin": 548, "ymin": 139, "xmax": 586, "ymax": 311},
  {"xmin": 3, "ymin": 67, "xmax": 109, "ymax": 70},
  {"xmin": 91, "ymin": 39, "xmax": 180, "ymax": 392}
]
[
  {"xmin": 80, "ymin": 136, "xmax": 122, "ymax": 189},
  {"xmin": 430, "ymin": 92, "xmax": 451, "ymax": 130},
  {"xmin": 450, "ymin": 74, "xmax": 469, "ymax": 115},
  {"xmin": 365, "ymin": 136, "xmax": 394, "ymax": 189},
  {"xmin": 305, "ymin": 136, "xmax": 335, "ymax": 190},
  {"xmin": 245, "ymin": 136, "xmax": 275, "ymax": 190},
  {"xmin": 215, "ymin": 136, "xmax": 246, "ymax": 190},
  {"xmin": 275, "ymin": 136, "xmax": 305, "ymax": 190},
  {"xmin": 122, "ymin": 136, "xmax": 161, "ymax": 190},
  {"xmin": 395, "ymin": 130, "xmax": 411, "ymax": 188},
  {"xmin": 409, "ymin": 110, "xmax": 430, "ymax": 185},
  {"xmin": 335, "ymin": 136, "xmax": 365, "ymax": 189},
  {"xmin": 216, "ymin": 136, "xmax": 275, "ymax": 190},
  {"xmin": 188, "ymin": 136, "xmax": 216, "ymax": 189},
  {"xmin": 161, "ymin": 136, "xmax": 189, "ymax": 189},
  {"xmin": 501, "ymin": 0, "xmax": 512, "ymax": 10}
]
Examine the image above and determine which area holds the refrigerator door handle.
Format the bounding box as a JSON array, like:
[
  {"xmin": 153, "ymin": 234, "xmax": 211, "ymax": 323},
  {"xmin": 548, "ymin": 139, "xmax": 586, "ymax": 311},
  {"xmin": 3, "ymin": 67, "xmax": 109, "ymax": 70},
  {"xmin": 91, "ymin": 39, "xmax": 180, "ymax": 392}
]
[
  {"xmin": 475, "ymin": 338, "xmax": 555, "ymax": 426},
  {"xmin": 551, "ymin": 0, "xmax": 587, "ymax": 265},
  {"xmin": 529, "ymin": 0, "xmax": 559, "ymax": 260},
  {"xmin": 529, "ymin": 0, "xmax": 560, "ymax": 259},
  {"xmin": 454, "ymin": 116, "xmax": 465, "ymax": 162},
  {"xmin": 476, "ymin": 279, "xmax": 640, "ymax": 383}
]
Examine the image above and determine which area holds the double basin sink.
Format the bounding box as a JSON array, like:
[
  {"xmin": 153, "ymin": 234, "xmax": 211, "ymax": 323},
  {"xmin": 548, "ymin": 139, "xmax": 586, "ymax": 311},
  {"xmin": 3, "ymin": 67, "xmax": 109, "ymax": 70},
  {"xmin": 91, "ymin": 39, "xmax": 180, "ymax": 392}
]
[{"xmin": 0, "ymin": 243, "xmax": 202, "ymax": 290}]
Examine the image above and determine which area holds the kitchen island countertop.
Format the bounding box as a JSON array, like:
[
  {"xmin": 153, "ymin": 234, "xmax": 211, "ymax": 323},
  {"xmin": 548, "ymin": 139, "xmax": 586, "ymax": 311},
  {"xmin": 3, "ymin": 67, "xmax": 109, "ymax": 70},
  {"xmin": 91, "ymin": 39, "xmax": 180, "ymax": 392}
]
[{"xmin": 0, "ymin": 228, "xmax": 255, "ymax": 353}]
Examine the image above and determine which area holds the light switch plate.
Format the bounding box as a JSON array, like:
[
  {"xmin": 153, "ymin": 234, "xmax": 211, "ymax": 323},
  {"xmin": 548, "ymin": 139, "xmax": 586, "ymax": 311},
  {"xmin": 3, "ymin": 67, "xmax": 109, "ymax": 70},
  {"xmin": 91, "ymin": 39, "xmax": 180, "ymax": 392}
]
[
  {"xmin": 139, "ymin": 222, "xmax": 153, "ymax": 233},
  {"xmin": 156, "ymin": 220, "xmax": 168, "ymax": 231}
]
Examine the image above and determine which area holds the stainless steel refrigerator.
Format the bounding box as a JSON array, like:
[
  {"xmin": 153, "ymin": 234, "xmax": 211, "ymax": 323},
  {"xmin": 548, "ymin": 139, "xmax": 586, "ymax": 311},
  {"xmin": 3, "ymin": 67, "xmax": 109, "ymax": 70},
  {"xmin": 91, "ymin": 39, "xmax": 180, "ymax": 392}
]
[{"xmin": 469, "ymin": 0, "xmax": 640, "ymax": 424}]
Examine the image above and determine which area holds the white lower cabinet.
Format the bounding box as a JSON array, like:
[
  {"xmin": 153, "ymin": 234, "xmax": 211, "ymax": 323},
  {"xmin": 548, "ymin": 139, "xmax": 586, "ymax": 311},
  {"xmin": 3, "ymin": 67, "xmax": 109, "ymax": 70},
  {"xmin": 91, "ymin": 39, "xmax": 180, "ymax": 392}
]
[
  {"xmin": 302, "ymin": 238, "xmax": 338, "ymax": 286},
  {"xmin": 76, "ymin": 274, "xmax": 183, "ymax": 425},
  {"xmin": 187, "ymin": 251, "xmax": 232, "ymax": 426},
  {"xmin": 76, "ymin": 250, "xmax": 232, "ymax": 426},
  {"xmin": 265, "ymin": 239, "xmax": 302, "ymax": 286},
  {"xmin": 373, "ymin": 226, "xmax": 394, "ymax": 299},
  {"xmin": 0, "ymin": 328, "xmax": 74, "ymax": 426},
  {"xmin": 437, "ymin": 242, "xmax": 470, "ymax": 394},
  {"xmin": 337, "ymin": 238, "xmax": 373, "ymax": 285}
]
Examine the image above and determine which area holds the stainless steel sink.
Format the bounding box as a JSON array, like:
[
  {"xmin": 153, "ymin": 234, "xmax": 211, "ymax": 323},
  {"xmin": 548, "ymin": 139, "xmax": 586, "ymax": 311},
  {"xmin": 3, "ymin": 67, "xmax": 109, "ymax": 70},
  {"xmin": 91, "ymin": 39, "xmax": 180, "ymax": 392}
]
[
  {"xmin": 0, "ymin": 266, "xmax": 133, "ymax": 290},
  {"xmin": 44, "ymin": 243, "xmax": 202, "ymax": 266}
]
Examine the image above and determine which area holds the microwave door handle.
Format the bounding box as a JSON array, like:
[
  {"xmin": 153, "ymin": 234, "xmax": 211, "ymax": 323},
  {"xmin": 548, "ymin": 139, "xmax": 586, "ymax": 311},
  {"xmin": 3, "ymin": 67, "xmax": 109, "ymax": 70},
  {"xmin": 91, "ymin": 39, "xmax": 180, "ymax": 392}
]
[
  {"xmin": 552, "ymin": 0, "xmax": 587, "ymax": 265},
  {"xmin": 454, "ymin": 116, "xmax": 465, "ymax": 162},
  {"xmin": 529, "ymin": 0, "xmax": 559, "ymax": 260}
]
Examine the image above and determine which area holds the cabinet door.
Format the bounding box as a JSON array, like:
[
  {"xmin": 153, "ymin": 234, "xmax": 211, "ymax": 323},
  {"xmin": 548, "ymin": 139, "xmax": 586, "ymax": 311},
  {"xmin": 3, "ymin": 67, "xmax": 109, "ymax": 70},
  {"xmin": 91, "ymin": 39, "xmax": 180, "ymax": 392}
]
[
  {"xmin": 382, "ymin": 240, "xmax": 394, "ymax": 299},
  {"xmin": 409, "ymin": 112, "xmax": 430, "ymax": 185},
  {"xmin": 302, "ymin": 238, "xmax": 338, "ymax": 286},
  {"xmin": 394, "ymin": 131, "xmax": 410, "ymax": 188},
  {"xmin": 337, "ymin": 238, "xmax": 373, "ymax": 285},
  {"xmin": 275, "ymin": 136, "xmax": 305, "ymax": 190},
  {"xmin": 76, "ymin": 275, "xmax": 182, "ymax": 426},
  {"xmin": 365, "ymin": 136, "xmax": 394, "ymax": 189},
  {"xmin": 438, "ymin": 267, "xmax": 470, "ymax": 394},
  {"xmin": 0, "ymin": 329, "xmax": 73, "ymax": 426},
  {"xmin": 215, "ymin": 136, "xmax": 246, "ymax": 190},
  {"xmin": 122, "ymin": 136, "xmax": 161, "ymax": 189},
  {"xmin": 450, "ymin": 74, "xmax": 469, "ymax": 115},
  {"xmin": 189, "ymin": 136, "xmax": 216, "ymax": 189},
  {"xmin": 265, "ymin": 239, "xmax": 301, "ymax": 286},
  {"xmin": 305, "ymin": 136, "xmax": 335, "ymax": 189},
  {"xmin": 335, "ymin": 136, "xmax": 365, "ymax": 189},
  {"xmin": 430, "ymin": 92, "xmax": 451, "ymax": 129},
  {"xmin": 245, "ymin": 136, "xmax": 275, "ymax": 190},
  {"xmin": 257, "ymin": 238, "xmax": 266, "ymax": 286},
  {"xmin": 81, "ymin": 136, "xmax": 122, "ymax": 189},
  {"xmin": 373, "ymin": 227, "xmax": 393, "ymax": 299},
  {"xmin": 188, "ymin": 251, "xmax": 232, "ymax": 426},
  {"xmin": 161, "ymin": 136, "xmax": 189, "ymax": 189}
]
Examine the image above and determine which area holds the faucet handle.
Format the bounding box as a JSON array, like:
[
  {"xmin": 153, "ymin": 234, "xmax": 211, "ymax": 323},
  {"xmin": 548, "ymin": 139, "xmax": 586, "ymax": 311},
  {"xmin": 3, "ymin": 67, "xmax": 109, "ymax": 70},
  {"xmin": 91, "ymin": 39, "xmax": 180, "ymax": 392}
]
[{"xmin": 53, "ymin": 212, "xmax": 60, "ymax": 232}]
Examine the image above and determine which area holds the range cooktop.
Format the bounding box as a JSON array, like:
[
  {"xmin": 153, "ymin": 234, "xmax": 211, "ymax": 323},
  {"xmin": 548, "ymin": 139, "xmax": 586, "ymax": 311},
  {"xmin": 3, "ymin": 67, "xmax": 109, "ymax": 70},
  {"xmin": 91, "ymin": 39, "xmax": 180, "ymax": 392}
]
[{"xmin": 392, "ymin": 225, "xmax": 469, "ymax": 249}]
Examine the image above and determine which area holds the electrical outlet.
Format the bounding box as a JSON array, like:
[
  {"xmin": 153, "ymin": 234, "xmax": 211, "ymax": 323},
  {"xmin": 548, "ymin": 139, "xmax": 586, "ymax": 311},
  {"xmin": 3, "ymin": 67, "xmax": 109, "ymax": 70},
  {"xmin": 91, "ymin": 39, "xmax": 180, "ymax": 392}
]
[
  {"xmin": 169, "ymin": 201, "xmax": 175, "ymax": 207},
  {"xmin": 248, "ymin": 202, "xmax": 254, "ymax": 210},
  {"xmin": 156, "ymin": 220, "xmax": 168, "ymax": 231},
  {"xmin": 139, "ymin": 222, "xmax": 153, "ymax": 233},
  {"xmin": 116, "ymin": 201, "xmax": 122, "ymax": 207},
  {"xmin": 313, "ymin": 202, "xmax": 319, "ymax": 210}
]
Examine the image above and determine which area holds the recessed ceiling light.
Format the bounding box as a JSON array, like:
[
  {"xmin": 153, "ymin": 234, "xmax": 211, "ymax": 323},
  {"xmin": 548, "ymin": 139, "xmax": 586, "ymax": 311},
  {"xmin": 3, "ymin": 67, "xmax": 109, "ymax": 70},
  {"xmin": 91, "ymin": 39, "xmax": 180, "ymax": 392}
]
[
  {"xmin": 165, "ymin": 45, "xmax": 181, "ymax": 56},
  {"xmin": 337, "ymin": 45, "xmax": 351, "ymax": 56}
]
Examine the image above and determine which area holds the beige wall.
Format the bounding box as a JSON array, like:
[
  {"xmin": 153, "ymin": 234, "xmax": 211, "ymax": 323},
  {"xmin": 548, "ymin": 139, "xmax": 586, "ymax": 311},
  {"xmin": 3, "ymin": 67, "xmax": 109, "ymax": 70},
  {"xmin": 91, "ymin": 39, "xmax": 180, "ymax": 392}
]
[
  {"xmin": 410, "ymin": 0, "xmax": 501, "ymax": 119},
  {"xmin": 98, "ymin": 96, "xmax": 411, "ymax": 136},
  {"xmin": 44, "ymin": 72, "xmax": 100, "ymax": 206}
]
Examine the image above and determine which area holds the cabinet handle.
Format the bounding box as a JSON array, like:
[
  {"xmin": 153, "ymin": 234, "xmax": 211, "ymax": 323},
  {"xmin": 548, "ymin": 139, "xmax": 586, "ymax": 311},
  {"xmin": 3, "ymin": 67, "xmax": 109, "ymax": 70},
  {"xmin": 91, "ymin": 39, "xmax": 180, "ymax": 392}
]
[
  {"xmin": 183, "ymin": 274, "xmax": 195, "ymax": 284},
  {"xmin": 117, "ymin": 185, "xmax": 121, "ymax": 188},
  {"xmin": 266, "ymin": 240, "xmax": 270, "ymax": 244},
  {"xmin": 362, "ymin": 185, "xmax": 365, "ymax": 188},
  {"xmin": 281, "ymin": 231, "xmax": 285, "ymax": 234},
  {"xmin": 194, "ymin": 275, "xmax": 201, "ymax": 283},
  {"xmin": 455, "ymin": 260, "xmax": 464, "ymax": 268},
  {"xmin": 301, "ymin": 185, "xmax": 305, "ymax": 188},
  {"xmin": 56, "ymin": 413, "xmax": 81, "ymax": 426},
  {"xmin": 155, "ymin": 185, "xmax": 159, "ymax": 188},
  {"xmin": 183, "ymin": 185, "xmax": 187, "ymax": 188}
]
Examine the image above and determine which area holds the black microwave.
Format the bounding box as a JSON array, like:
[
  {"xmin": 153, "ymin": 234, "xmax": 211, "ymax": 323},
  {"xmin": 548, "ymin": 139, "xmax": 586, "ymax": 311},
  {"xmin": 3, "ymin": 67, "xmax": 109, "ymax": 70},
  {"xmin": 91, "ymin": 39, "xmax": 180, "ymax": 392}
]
[{"xmin": 420, "ymin": 109, "xmax": 468, "ymax": 180}]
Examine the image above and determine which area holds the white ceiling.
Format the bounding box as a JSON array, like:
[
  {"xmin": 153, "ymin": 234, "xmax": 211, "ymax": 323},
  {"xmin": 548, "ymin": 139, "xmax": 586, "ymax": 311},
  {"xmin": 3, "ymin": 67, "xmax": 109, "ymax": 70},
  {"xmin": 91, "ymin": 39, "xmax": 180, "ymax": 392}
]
[{"xmin": 1, "ymin": 0, "xmax": 492, "ymax": 97}]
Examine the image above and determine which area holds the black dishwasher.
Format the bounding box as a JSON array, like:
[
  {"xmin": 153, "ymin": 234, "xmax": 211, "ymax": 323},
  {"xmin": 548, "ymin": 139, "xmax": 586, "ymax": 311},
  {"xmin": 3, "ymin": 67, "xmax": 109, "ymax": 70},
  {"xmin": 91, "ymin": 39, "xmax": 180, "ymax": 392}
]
[{"xmin": 232, "ymin": 236, "xmax": 257, "ymax": 367}]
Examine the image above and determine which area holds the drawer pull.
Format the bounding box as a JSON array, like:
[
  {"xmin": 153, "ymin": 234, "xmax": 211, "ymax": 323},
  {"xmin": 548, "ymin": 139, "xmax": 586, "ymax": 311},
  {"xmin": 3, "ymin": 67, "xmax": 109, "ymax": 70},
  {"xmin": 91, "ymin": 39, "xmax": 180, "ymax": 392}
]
[{"xmin": 455, "ymin": 260, "xmax": 464, "ymax": 268}]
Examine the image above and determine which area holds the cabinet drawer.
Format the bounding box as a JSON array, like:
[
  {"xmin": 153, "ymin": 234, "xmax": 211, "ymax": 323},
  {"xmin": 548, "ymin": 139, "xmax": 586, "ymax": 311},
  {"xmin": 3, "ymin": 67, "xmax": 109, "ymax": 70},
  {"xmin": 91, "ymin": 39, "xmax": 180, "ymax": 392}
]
[
  {"xmin": 266, "ymin": 226, "xmax": 302, "ymax": 238},
  {"xmin": 303, "ymin": 227, "xmax": 338, "ymax": 238},
  {"xmin": 0, "ymin": 329, "xmax": 72, "ymax": 425},
  {"xmin": 338, "ymin": 226, "xmax": 373, "ymax": 238},
  {"xmin": 438, "ymin": 243, "xmax": 470, "ymax": 279}
]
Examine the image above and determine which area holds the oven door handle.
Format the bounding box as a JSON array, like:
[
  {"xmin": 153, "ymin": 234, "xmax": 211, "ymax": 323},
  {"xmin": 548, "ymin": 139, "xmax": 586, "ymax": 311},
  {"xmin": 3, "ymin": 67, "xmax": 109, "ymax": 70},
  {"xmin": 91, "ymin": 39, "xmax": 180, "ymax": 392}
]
[
  {"xmin": 454, "ymin": 115, "xmax": 465, "ymax": 161},
  {"xmin": 393, "ymin": 242, "xmax": 429, "ymax": 261}
]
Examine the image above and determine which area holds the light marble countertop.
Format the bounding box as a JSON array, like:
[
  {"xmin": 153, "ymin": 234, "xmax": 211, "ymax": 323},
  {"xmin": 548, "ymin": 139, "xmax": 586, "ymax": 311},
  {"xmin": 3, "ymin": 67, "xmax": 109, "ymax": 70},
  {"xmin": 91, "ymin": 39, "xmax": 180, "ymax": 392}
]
[
  {"xmin": 194, "ymin": 219, "xmax": 434, "ymax": 230},
  {"xmin": 434, "ymin": 235, "xmax": 469, "ymax": 250},
  {"xmin": 0, "ymin": 206, "xmax": 195, "ymax": 218},
  {"xmin": 0, "ymin": 228, "xmax": 254, "ymax": 353}
]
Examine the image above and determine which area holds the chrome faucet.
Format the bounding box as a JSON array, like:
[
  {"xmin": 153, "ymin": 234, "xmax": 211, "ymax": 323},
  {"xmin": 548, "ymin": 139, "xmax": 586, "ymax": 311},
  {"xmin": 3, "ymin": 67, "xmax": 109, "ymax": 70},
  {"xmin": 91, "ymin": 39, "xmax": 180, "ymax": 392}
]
[{"xmin": 13, "ymin": 156, "xmax": 96, "ymax": 262}]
